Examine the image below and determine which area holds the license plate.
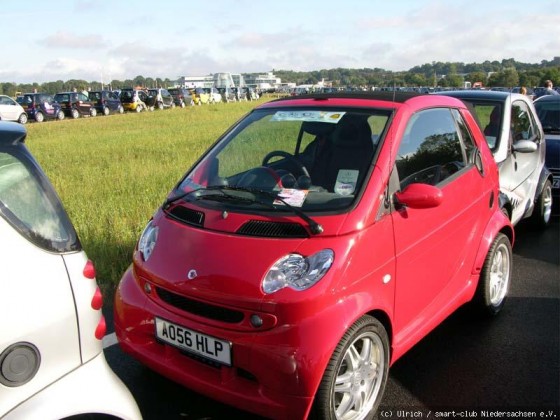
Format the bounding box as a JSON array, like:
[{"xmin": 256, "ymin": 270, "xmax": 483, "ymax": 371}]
[
  {"xmin": 154, "ymin": 317, "xmax": 232, "ymax": 366},
  {"xmin": 553, "ymin": 177, "xmax": 559, "ymax": 189}
]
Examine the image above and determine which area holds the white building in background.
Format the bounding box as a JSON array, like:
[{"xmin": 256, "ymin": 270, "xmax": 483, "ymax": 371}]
[
  {"xmin": 243, "ymin": 72, "xmax": 282, "ymax": 91},
  {"xmin": 176, "ymin": 71, "xmax": 281, "ymax": 91}
]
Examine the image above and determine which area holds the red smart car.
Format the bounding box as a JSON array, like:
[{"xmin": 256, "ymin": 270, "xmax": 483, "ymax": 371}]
[{"xmin": 114, "ymin": 92, "xmax": 514, "ymax": 419}]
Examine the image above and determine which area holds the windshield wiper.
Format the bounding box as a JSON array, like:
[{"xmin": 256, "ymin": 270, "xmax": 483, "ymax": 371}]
[{"xmin": 163, "ymin": 185, "xmax": 324, "ymax": 235}]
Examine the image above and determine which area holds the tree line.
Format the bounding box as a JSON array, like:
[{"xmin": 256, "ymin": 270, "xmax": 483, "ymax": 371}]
[{"xmin": 2, "ymin": 57, "xmax": 559, "ymax": 97}]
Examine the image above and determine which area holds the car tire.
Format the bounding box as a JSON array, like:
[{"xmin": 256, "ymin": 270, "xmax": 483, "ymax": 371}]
[
  {"xmin": 56, "ymin": 110, "xmax": 65, "ymax": 120},
  {"xmin": 157, "ymin": 102, "xmax": 164, "ymax": 110},
  {"xmin": 18, "ymin": 113, "xmax": 28, "ymax": 124},
  {"xmin": 103, "ymin": 106, "xmax": 110, "ymax": 116},
  {"xmin": 531, "ymin": 179, "xmax": 552, "ymax": 229},
  {"xmin": 180, "ymin": 101, "xmax": 185, "ymax": 108},
  {"xmin": 90, "ymin": 108, "xmax": 97, "ymax": 117},
  {"xmin": 118, "ymin": 105, "xmax": 124, "ymax": 114},
  {"xmin": 310, "ymin": 315, "xmax": 389, "ymax": 420},
  {"xmin": 473, "ymin": 232, "xmax": 512, "ymax": 316},
  {"xmin": 71, "ymin": 108, "xmax": 80, "ymax": 119},
  {"xmin": 35, "ymin": 112, "xmax": 44, "ymax": 123}
]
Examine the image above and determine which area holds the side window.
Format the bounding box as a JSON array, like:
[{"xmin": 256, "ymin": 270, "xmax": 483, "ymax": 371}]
[
  {"xmin": 396, "ymin": 108, "xmax": 464, "ymax": 189},
  {"xmin": 451, "ymin": 109, "xmax": 477, "ymax": 164},
  {"xmin": 511, "ymin": 101, "xmax": 536, "ymax": 142}
]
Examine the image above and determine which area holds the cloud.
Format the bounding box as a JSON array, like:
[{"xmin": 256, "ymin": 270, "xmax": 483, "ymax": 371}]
[{"xmin": 38, "ymin": 31, "xmax": 108, "ymax": 49}]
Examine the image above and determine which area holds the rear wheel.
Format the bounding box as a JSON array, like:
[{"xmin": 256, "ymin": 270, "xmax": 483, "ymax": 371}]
[
  {"xmin": 18, "ymin": 113, "xmax": 28, "ymax": 124},
  {"xmin": 103, "ymin": 106, "xmax": 110, "ymax": 116},
  {"xmin": 311, "ymin": 315, "xmax": 389, "ymax": 420},
  {"xmin": 118, "ymin": 105, "xmax": 124, "ymax": 114},
  {"xmin": 35, "ymin": 112, "xmax": 44, "ymax": 123},
  {"xmin": 531, "ymin": 179, "xmax": 552, "ymax": 229},
  {"xmin": 90, "ymin": 108, "xmax": 97, "ymax": 117},
  {"xmin": 474, "ymin": 233, "xmax": 512, "ymax": 316},
  {"xmin": 56, "ymin": 110, "xmax": 65, "ymax": 120},
  {"xmin": 71, "ymin": 108, "xmax": 80, "ymax": 119}
]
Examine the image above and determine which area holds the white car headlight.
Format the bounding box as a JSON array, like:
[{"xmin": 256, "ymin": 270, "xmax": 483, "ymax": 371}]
[
  {"xmin": 138, "ymin": 221, "xmax": 158, "ymax": 261},
  {"xmin": 262, "ymin": 249, "xmax": 334, "ymax": 294}
]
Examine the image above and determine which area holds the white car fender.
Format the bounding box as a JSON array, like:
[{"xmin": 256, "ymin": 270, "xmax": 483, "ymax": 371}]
[{"xmin": 2, "ymin": 352, "xmax": 142, "ymax": 420}]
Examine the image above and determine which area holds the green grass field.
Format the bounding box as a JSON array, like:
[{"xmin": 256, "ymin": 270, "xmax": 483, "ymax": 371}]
[{"xmin": 25, "ymin": 99, "xmax": 268, "ymax": 297}]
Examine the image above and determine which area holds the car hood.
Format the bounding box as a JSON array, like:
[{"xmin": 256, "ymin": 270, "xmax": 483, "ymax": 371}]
[{"xmin": 134, "ymin": 208, "xmax": 312, "ymax": 310}]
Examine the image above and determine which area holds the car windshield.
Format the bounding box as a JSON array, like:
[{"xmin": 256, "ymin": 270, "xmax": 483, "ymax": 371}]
[
  {"xmin": 173, "ymin": 107, "xmax": 390, "ymax": 212},
  {"xmin": 535, "ymin": 100, "xmax": 560, "ymax": 133}
]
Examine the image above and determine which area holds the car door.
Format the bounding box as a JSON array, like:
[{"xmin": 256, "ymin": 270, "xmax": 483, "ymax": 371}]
[
  {"xmin": 74, "ymin": 92, "xmax": 90, "ymax": 114},
  {"xmin": 390, "ymin": 107, "xmax": 492, "ymax": 350},
  {"xmin": 501, "ymin": 99, "xmax": 542, "ymax": 222}
]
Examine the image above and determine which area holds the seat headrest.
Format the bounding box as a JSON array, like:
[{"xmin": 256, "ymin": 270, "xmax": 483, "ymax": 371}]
[
  {"xmin": 332, "ymin": 117, "xmax": 372, "ymax": 148},
  {"xmin": 302, "ymin": 121, "xmax": 337, "ymax": 136}
]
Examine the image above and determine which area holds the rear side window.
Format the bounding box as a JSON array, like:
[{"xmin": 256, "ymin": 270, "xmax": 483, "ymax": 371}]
[
  {"xmin": 0, "ymin": 150, "xmax": 80, "ymax": 252},
  {"xmin": 396, "ymin": 108, "xmax": 466, "ymax": 189}
]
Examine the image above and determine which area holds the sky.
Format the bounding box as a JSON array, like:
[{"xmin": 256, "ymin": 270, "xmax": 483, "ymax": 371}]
[{"xmin": 2, "ymin": 0, "xmax": 559, "ymax": 84}]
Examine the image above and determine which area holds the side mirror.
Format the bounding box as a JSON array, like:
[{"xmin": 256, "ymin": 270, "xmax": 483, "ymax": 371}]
[
  {"xmin": 512, "ymin": 140, "xmax": 538, "ymax": 153},
  {"xmin": 394, "ymin": 183, "xmax": 443, "ymax": 209}
]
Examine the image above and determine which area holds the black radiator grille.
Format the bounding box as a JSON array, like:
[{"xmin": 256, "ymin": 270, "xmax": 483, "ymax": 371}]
[
  {"xmin": 165, "ymin": 205, "xmax": 204, "ymax": 227},
  {"xmin": 156, "ymin": 287, "xmax": 244, "ymax": 323},
  {"xmin": 237, "ymin": 220, "xmax": 309, "ymax": 238}
]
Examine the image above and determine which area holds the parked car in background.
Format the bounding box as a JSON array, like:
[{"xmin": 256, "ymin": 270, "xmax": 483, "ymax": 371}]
[
  {"xmin": 190, "ymin": 88, "xmax": 210, "ymax": 105},
  {"xmin": 88, "ymin": 90, "xmax": 124, "ymax": 115},
  {"xmin": 120, "ymin": 88, "xmax": 149, "ymax": 112},
  {"xmin": 534, "ymin": 94, "xmax": 560, "ymax": 211},
  {"xmin": 218, "ymin": 87, "xmax": 238, "ymax": 103},
  {"xmin": 145, "ymin": 88, "xmax": 175, "ymax": 110},
  {"xmin": 168, "ymin": 88, "xmax": 194, "ymax": 107},
  {"xmin": 20, "ymin": 93, "xmax": 64, "ymax": 122},
  {"xmin": 53, "ymin": 92, "xmax": 96, "ymax": 119},
  {"xmin": 440, "ymin": 90, "xmax": 553, "ymax": 227},
  {"xmin": 0, "ymin": 95, "xmax": 27, "ymax": 124},
  {"xmin": 114, "ymin": 92, "xmax": 514, "ymax": 420},
  {"xmin": 203, "ymin": 87, "xmax": 222, "ymax": 104},
  {"xmin": 0, "ymin": 122, "xmax": 141, "ymax": 420}
]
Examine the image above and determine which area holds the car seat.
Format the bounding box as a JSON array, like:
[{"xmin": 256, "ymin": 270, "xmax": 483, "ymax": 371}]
[{"xmin": 320, "ymin": 116, "xmax": 374, "ymax": 193}]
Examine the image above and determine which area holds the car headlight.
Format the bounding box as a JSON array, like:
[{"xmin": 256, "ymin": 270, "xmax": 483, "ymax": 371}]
[
  {"xmin": 138, "ymin": 221, "xmax": 158, "ymax": 261},
  {"xmin": 262, "ymin": 249, "xmax": 334, "ymax": 294}
]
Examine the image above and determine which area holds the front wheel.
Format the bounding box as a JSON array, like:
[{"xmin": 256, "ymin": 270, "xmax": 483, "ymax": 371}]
[
  {"xmin": 35, "ymin": 112, "xmax": 44, "ymax": 123},
  {"xmin": 531, "ymin": 179, "xmax": 552, "ymax": 229},
  {"xmin": 473, "ymin": 233, "xmax": 512, "ymax": 316},
  {"xmin": 90, "ymin": 108, "xmax": 97, "ymax": 117},
  {"xmin": 18, "ymin": 113, "xmax": 28, "ymax": 124},
  {"xmin": 56, "ymin": 110, "xmax": 65, "ymax": 120},
  {"xmin": 103, "ymin": 106, "xmax": 110, "ymax": 116},
  {"xmin": 311, "ymin": 315, "xmax": 389, "ymax": 420},
  {"xmin": 71, "ymin": 108, "xmax": 80, "ymax": 119}
]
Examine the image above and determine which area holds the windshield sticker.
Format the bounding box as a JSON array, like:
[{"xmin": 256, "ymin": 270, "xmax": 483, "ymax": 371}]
[
  {"xmin": 271, "ymin": 111, "xmax": 345, "ymax": 124},
  {"xmin": 274, "ymin": 188, "xmax": 309, "ymax": 207},
  {"xmin": 334, "ymin": 170, "xmax": 359, "ymax": 196}
]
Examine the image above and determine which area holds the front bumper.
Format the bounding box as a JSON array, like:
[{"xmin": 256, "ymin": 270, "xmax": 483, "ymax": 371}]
[{"xmin": 114, "ymin": 265, "xmax": 342, "ymax": 419}]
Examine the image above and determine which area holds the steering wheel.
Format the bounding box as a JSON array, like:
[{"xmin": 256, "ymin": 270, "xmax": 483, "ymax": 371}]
[
  {"xmin": 262, "ymin": 151, "xmax": 310, "ymax": 178},
  {"xmin": 236, "ymin": 166, "xmax": 281, "ymax": 190}
]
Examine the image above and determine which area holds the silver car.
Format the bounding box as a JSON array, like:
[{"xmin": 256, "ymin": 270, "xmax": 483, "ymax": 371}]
[{"xmin": 440, "ymin": 90, "xmax": 553, "ymax": 227}]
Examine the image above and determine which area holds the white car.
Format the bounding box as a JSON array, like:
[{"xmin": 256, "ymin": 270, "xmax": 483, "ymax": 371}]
[
  {"xmin": 0, "ymin": 95, "xmax": 28, "ymax": 124},
  {"xmin": 0, "ymin": 122, "xmax": 141, "ymax": 420}
]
